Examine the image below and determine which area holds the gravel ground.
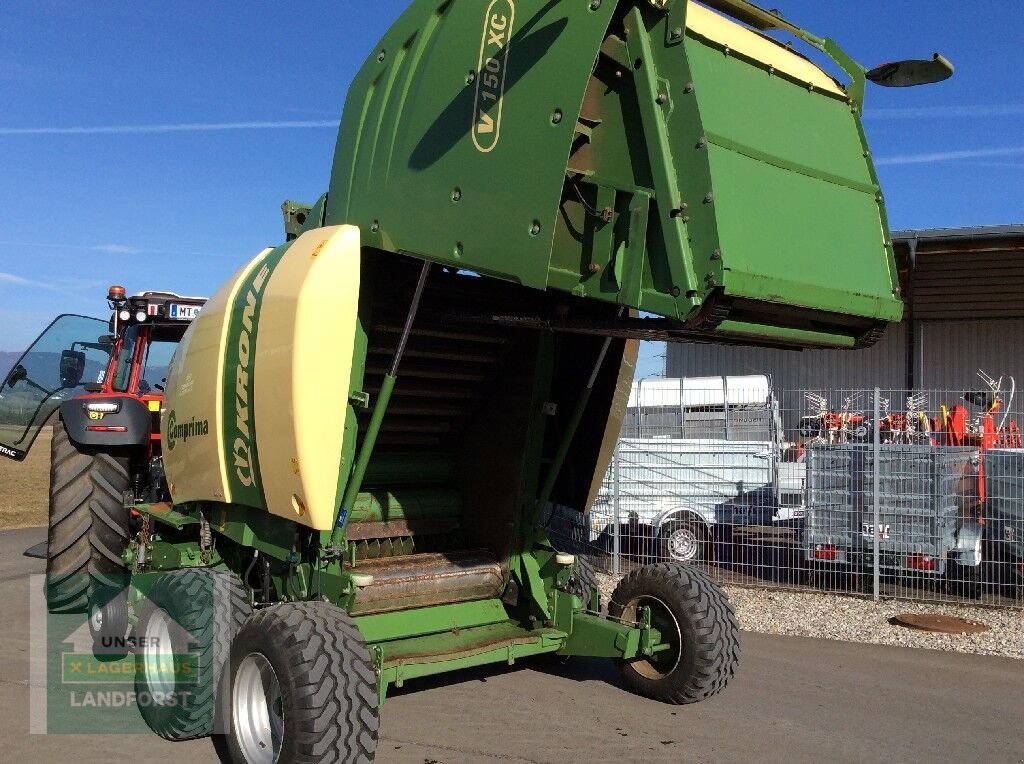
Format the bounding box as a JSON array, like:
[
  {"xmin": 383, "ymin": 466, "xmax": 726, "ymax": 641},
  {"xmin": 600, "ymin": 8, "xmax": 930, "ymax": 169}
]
[{"xmin": 596, "ymin": 572, "xmax": 1024, "ymax": 660}]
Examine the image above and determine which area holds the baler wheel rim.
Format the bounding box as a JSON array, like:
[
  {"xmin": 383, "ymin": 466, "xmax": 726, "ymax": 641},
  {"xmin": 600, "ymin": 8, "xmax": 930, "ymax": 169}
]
[
  {"xmin": 233, "ymin": 651, "xmax": 284, "ymax": 764},
  {"xmin": 142, "ymin": 608, "xmax": 177, "ymax": 698},
  {"xmin": 617, "ymin": 594, "xmax": 683, "ymax": 679}
]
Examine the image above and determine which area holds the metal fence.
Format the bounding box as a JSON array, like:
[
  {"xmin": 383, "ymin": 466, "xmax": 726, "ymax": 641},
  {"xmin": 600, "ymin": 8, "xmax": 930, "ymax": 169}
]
[{"xmin": 548, "ymin": 378, "xmax": 1024, "ymax": 608}]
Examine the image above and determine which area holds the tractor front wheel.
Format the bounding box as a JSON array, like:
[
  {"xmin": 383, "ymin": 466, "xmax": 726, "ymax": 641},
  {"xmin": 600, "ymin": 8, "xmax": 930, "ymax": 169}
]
[
  {"xmin": 216, "ymin": 601, "xmax": 379, "ymax": 763},
  {"xmin": 609, "ymin": 562, "xmax": 739, "ymax": 704}
]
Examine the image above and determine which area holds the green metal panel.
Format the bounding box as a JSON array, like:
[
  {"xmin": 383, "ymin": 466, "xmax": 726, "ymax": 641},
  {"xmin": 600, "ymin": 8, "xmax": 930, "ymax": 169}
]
[
  {"xmin": 327, "ymin": 0, "xmax": 618, "ymax": 289},
  {"xmin": 328, "ymin": 0, "xmax": 907, "ymax": 348},
  {"xmin": 678, "ymin": 13, "xmax": 900, "ymax": 320},
  {"xmin": 348, "ymin": 489, "xmax": 462, "ymax": 523},
  {"xmin": 354, "ymin": 598, "xmax": 509, "ymax": 643}
]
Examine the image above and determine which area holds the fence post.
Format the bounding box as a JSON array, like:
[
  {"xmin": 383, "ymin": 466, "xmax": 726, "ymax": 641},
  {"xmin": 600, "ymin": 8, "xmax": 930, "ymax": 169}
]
[
  {"xmin": 612, "ymin": 442, "xmax": 621, "ymax": 577},
  {"xmin": 872, "ymin": 387, "xmax": 881, "ymax": 601}
]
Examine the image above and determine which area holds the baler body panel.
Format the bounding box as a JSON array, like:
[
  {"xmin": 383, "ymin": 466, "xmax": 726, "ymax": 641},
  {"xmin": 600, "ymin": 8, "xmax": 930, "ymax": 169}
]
[
  {"xmin": 682, "ymin": 5, "xmax": 897, "ymax": 320},
  {"xmin": 326, "ymin": 0, "xmax": 618, "ymax": 290},
  {"xmin": 327, "ymin": 0, "xmax": 903, "ymax": 349},
  {"xmin": 163, "ymin": 227, "xmax": 361, "ymax": 530}
]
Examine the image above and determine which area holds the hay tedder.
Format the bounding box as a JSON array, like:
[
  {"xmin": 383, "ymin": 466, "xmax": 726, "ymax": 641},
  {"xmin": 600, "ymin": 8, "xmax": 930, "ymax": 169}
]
[{"xmin": 6, "ymin": 1, "xmax": 952, "ymax": 760}]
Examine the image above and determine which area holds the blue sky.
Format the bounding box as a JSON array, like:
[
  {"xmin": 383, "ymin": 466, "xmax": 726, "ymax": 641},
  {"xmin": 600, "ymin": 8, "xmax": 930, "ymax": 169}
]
[{"xmin": 1, "ymin": 1, "xmax": 1021, "ymax": 376}]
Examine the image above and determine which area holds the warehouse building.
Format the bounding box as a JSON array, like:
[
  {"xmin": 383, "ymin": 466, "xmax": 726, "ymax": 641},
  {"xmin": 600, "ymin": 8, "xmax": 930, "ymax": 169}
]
[{"xmin": 666, "ymin": 225, "xmax": 1024, "ymax": 426}]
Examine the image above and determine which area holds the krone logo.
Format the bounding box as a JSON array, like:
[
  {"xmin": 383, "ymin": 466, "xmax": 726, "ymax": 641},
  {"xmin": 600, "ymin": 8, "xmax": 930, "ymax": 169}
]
[{"xmin": 472, "ymin": 0, "xmax": 515, "ymax": 153}]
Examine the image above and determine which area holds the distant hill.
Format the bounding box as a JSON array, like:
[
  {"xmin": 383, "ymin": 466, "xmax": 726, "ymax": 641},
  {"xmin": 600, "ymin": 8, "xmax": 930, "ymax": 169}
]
[{"xmin": 0, "ymin": 351, "xmax": 20, "ymax": 381}]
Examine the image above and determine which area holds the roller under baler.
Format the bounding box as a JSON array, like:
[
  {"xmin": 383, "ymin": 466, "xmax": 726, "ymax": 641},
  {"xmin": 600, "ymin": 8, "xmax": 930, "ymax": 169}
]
[{"xmin": 82, "ymin": 1, "xmax": 953, "ymax": 760}]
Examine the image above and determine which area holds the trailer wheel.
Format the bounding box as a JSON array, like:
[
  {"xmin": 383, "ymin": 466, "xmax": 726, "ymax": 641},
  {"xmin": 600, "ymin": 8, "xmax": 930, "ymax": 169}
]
[
  {"xmin": 45, "ymin": 422, "xmax": 94, "ymax": 613},
  {"xmin": 609, "ymin": 562, "xmax": 739, "ymax": 704},
  {"xmin": 88, "ymin": 451, "xmax": 131, "ymax": 593},
  {"xmin": 659, "ymin": 520, "xmax": 707, "ymax": 564},
  {"xmin": 136, "ymin": 569, "xmax": 251, "ymax": 740},
  {"xmin": 216, "ymin": 602, "xmax": 379, "ymax": 764},
  {"xmin": 945, "ymin": 561, "xmax": 981, "ymax": 600}
]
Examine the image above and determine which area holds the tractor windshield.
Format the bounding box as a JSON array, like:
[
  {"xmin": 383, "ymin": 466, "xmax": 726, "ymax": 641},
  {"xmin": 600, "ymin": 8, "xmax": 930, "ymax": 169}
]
[
  {"xmin": 112, "ymin": 324, "xmax": 185, "ymax": 394},
  {"xmin": 0, "ymin": 314, "xmax": 109, "ymax": 460},
  {"xmin": 137, "ymin": 326, "xmax": 181, "ymax": 394}
]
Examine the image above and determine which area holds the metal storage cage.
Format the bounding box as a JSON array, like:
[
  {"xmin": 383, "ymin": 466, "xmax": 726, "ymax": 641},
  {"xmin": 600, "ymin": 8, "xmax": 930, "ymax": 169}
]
[{"xmin": 805, "ymin": 444, "xmax": 978, "ymax": 575}]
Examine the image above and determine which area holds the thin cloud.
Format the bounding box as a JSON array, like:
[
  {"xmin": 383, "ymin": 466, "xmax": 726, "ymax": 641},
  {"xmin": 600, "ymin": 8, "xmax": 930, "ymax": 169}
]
[
  {"xmin": 0, "ymin": 120, "xmax": 338, "ymax": 136},
  {"xmin": 0, "ymin": 272, "xmax": 58, "ymax": 290},
  {"xmin": 876, "ymin": 145, "xmax": 1024, "ymax": 166},
  {"xmin": 864, "ymin": 104, "xmax": 1024, "ymax": 120},
  {"xmin": 93, "ymin": 244, "xmax": 139, "ymax": 254},
  {"xmin": 0, "ymin": 239, "xmax": 245, "ymax": 259}
]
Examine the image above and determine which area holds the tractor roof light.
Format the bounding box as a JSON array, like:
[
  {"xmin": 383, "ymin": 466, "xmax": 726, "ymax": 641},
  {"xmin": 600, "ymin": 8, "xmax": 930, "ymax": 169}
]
[
  {"xmin": 118, "ymin": 309, "xmax": 131, "ymax": 322},
  {"xmin": 135, "ymin": 309, "xmax": 148, "ymax": 323},
  {"xmin": 107, "ymin": 285, "xmax": 127, "ymax": 302}
]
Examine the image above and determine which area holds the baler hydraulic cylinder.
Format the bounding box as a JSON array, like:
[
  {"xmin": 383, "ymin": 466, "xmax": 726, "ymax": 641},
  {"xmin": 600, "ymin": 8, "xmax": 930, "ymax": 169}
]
[{"xmin": 331, "ymin": 260, "xmax": 432, "ymax": 547}]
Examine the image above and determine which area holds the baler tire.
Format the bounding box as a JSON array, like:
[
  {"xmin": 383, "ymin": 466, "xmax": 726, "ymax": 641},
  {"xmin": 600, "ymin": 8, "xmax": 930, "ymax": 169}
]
[
  {"xmin": 136, "ymin": 569, "xmax": 251, "ymax": 741},
  {"xmin": 609, "ymin": 562, "xmax": 739, "ymax": 705},
  {"xmin": 45, "ymin": 422, "xmax": 94, "ymax": 614},
  {"xmin": 565, "ymin": 555, "xmax": 600, "ymax": 611},
  {"xmin": 216, "ymin": 601, "xmax": 379, "ymax": 763},
  {"xmin": 88, "ymin": 451, "xmax": 131, "ymax": 593}
]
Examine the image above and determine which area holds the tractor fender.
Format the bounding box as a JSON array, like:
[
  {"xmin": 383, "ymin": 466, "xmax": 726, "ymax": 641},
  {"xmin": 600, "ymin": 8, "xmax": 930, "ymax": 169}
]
[{"xmin": 59, "ymin": 395, "xmax": 151, "ymax": 448}]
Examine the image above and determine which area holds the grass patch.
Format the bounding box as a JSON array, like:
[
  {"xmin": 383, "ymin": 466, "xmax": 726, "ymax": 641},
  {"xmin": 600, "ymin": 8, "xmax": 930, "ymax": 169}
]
[{"xmin": 0, "ymin": 427, "xmax": 50, "ymax": 529}]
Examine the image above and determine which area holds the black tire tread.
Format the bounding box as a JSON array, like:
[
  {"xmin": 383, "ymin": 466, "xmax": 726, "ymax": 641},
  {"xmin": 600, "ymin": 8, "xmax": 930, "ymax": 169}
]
[
  {"xmin": 45, "ymin": 423, "xmax": 94, "ymax": 613},
  {"xmin": 88, "ymin": 451, "xmax": 131, "ymax": 590},
  {"xmin": 137, "ymin": 569, "xmax": 251, "ymax": 741},
  {"xmin": 609, "ymin": 562, "xmax": 740, "ymax": 704},
  {"xmin": 565, "ymin": 555, "xmax": 600, "ymax": 611},
  {"xmin": 229, "ymin": 602, "xmax": 379, "ymax": 763}
]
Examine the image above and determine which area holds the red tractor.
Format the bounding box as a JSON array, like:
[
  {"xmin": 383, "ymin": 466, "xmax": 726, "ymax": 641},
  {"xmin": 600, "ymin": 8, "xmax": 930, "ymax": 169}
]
[{"xmin": 0, "ymin": 286, "xmax": 205, "ymax": 619}]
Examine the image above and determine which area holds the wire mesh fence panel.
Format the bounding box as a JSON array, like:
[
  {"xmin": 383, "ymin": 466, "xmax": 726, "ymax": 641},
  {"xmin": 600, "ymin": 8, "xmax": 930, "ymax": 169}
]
[{"xmin": 544, "ymin": 378, "xmax": 1024, "ymax": 609}]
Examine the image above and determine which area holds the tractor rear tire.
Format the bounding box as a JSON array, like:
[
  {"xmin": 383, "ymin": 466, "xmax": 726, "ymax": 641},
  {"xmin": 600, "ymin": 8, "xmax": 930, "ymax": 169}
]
[
  {"xmin": 609, "ymin": 562, "xmax": 739, "ymax": 705},
  {"xmin": 216, "ymin": 602, "xmax": 379, "ymax": 763},
  {"xmin": 136, "ymin": 569, "xmax": 251, "ymax": 740},
  {"xmin": 45, "ymin": 423, "xmax": 94, "ymax": 614},
  {"xmin": 88, "ymin": 451, "xmax": 131, "ymax": 593}
]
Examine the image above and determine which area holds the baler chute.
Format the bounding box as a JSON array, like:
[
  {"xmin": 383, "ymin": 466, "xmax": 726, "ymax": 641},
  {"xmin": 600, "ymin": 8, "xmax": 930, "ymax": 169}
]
[{"xmin": 327, "ymin": 0, "xmax": 913, "ymax": 349}]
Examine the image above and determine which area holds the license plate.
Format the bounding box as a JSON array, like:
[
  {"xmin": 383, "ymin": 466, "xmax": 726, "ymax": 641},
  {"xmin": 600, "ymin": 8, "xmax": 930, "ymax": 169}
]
[
  {"xmin": 862, "ymin": 523, "xmax": 890, "ymax": 540},
  {"xmin": 169, "ymin": 303, "xmax": 201, "ymax": 321}
]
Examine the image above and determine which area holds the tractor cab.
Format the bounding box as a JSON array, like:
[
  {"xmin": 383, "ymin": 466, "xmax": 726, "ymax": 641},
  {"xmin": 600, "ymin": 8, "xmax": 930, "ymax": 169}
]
[{"xmin": 0, "ymin": 285, "xmax": 206, "ymax": 462}]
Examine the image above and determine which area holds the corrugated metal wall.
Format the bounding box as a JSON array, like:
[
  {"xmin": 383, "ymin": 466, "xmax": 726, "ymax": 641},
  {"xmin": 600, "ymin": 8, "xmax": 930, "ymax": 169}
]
[
  {"xmin": 917, "ymin": 320, "xmax": 1024, "ymax": 392},
  {"xmin": 666, "ymin": 228, "xmax": 1024, "ymax": 426},
  {"xmin": 667, "ymin": 324, "xmax": 906, "ymax": 427},
  {"xmin": 912, "ymin": 236, "xmax": 1024, "ymax": 319}
]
